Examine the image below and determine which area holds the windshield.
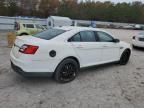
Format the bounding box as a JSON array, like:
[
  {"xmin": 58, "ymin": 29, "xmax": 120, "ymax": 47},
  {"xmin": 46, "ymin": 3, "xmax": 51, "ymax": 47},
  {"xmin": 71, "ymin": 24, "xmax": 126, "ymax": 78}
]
[{"xmin": 33, "ymin": 29, "xmax": 66, "ymax": 40}]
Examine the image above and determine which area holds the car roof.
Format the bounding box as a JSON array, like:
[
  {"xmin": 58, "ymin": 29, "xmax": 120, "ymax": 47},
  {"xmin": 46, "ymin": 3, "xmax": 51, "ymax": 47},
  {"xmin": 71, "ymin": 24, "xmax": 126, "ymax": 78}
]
[
  {"xmin": 55, "ymin": 26, "xmax": 102, "ymax": 31},
  {"xmin": 52, "ymin": 26, "xmax": 114, "ymax": 41},
  {"xmin": 49, "ymin": 16, "xmax": 72, "ymax": 21}
]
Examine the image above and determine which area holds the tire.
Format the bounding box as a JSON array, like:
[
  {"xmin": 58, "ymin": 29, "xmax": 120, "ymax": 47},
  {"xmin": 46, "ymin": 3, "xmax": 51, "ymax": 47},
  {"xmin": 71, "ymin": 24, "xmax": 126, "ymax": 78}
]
[
  {"xmin": 119, "ymin": 49, "xmax": 131, "ymax": 65},
  {"xmin": 20, "ymin": 33, "xmax": 28, "ymax": 36},
  {"xmin": 54, "ymin": 58, "xmax": 79, "ymax": 83},
  {"xmin": 132, "ymin": 44, "xmax": 137, "ymax": 49}
]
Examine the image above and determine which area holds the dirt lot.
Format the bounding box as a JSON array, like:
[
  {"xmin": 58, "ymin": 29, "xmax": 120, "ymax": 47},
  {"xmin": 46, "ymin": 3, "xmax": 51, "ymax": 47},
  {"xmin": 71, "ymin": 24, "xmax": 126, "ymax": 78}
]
[{"xmin": 0, "ymin": 29, "xmax": 144, "ymax": 108}]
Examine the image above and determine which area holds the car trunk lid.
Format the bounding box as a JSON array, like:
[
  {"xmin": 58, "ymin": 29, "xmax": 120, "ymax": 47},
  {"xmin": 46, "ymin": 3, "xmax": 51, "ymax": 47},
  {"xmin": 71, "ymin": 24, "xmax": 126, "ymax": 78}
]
[{"xmin": 12, "ymin": 36, "xmax": 42, "ymax": 58}]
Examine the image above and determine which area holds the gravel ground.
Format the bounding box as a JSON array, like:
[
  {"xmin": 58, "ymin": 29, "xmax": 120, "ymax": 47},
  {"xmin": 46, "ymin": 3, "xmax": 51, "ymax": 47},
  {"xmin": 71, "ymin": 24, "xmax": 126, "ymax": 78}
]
[{"xmin": 0, "ymin": 29, "xmax": 144, "ymax": 108}]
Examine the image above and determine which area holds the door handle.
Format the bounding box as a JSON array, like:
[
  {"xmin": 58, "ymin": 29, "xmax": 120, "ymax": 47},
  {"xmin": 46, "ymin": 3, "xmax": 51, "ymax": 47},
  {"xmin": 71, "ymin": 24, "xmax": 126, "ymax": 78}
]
[
  {"xmin": 76, "ymin": 45, "xmax": 84, "ymax": 48},
  {"xmin": 103, "ymin": 45, "xmax": 108, "ymax": 47}
]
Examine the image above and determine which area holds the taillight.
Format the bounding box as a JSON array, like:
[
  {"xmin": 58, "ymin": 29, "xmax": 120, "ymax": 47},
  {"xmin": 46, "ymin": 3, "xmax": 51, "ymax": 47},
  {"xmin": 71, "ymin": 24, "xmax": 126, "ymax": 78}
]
[
  {"xmin": 132, "ymin": 36, "xmax": 136, "ymax": 39},
  {"xmin": 14, "ymin": 22, "xmax": 20, "ymax": 30},
  {"xmin": 19, "ymin": 44, "xmax": 39, "ymax": 54}
]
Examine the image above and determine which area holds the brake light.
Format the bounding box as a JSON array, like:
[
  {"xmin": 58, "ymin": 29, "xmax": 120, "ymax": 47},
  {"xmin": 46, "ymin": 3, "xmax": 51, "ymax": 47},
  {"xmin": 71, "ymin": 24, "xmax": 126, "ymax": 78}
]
[{"xmin": 19, "ymin": 44, "xmax": 39, "ymax": 54}]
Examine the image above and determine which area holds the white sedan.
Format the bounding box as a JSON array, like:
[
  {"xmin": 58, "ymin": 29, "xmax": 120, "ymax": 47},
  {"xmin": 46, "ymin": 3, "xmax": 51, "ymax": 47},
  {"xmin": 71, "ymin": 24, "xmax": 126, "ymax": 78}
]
[
  {"xmin": 10, "ymin": 26, "xmax": 131, "ymax": 83},
  {"xmin": 132, "ymin": 32, "xmax": 144, "ymax": 48}
]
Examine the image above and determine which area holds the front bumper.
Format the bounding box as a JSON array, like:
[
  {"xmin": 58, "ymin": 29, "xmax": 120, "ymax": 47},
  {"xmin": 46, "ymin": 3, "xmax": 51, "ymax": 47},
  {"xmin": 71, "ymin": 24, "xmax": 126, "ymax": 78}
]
[
  {"xmin": 11, "ymin": 61, "xmax": 53, "ymax": 77},
  {"xmin": 132, "ymin": 39, "xmax": 144, "ymax": 48}
]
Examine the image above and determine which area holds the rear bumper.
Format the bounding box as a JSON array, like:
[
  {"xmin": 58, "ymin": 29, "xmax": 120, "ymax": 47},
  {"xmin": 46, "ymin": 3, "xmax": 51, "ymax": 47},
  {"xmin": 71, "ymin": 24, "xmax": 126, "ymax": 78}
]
[
  {"xmin": 10, "ymin": 50, "xmax": 56, "ymax": 73},
  {"xmin": 11, "ymin": 61, "xmax": 53, "ymax": 77}
]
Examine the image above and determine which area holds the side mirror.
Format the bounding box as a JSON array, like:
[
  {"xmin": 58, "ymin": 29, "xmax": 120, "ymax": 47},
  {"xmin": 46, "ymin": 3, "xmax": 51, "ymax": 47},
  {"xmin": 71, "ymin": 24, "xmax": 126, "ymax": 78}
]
[{"xmin": 113, "ymin": 39, "xmax": 120, "ymax": 43}]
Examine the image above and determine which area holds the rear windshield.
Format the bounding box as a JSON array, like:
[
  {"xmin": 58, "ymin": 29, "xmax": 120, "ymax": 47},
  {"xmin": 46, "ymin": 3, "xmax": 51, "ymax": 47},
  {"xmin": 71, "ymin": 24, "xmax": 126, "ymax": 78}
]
[{"xmin": 33, "ymin": 29, "xmax": 66, "ymax": 40}]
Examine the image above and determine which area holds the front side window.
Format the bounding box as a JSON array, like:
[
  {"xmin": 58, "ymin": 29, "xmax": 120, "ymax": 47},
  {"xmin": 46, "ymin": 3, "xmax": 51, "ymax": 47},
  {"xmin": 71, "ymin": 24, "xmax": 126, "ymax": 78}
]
[
  {"xmin": 68, "ymin": 31, "xmax": 98, "ymax": 42},
  {"xmin": 33, "ymin": 29, "xmax": 66, "ymax": 40},
  {"xmin": 26, "ymin": 24, "xmax": 34, "ymax": 28},
  {"xmin": 97, "ymin": 31, "xmax": 114, "ymax": 42},
  {"xmin": 80, "ymin": 31, "xmax": 96, "ymax": 42}
]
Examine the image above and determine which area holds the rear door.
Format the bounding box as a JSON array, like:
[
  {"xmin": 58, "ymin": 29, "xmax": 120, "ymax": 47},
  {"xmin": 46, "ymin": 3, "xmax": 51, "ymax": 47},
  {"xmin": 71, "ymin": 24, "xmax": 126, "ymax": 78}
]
[
  {"xmin": 69, "ymin": 31, "xmax": 102, "ymax": 67},
  {"xmin": 25, "ymin": 24, "xmax": 37, "ymax": 35},
  {"xmin": 96, "ymin": 31, "xmax": 120, "ymax": 63}
]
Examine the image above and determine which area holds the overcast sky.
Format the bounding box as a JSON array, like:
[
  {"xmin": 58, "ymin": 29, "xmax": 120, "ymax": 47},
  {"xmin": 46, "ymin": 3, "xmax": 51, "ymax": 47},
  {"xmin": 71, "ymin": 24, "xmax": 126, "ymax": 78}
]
[{"xmin": 89, "ymin": 0, "xmax": 143, "ymax": 3}]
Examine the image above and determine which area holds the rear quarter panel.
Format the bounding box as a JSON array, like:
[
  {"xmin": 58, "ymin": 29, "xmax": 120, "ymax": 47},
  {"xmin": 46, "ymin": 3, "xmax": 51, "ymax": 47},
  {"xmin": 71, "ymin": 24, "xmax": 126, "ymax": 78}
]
[{"xmin": 34, "ymin": 42, "xmax": 80, "ymax": 72}]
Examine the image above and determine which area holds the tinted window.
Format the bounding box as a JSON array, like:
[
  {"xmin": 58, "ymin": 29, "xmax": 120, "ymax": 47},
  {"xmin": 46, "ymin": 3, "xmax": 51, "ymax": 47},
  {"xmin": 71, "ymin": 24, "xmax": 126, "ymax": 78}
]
[
  {"xmin": 97, "ymin": 31, "xmax": 114, "ymax": 42},
  {"xmin": 80, "ymin": 31, "xmax": 96, "ymax": 42},
  {"xmin": 49, "ymin": 22, "xmax": 51, "ymax": 26},
  {"xmin": 69, "ymin": 34, "xmax": 81, "ymax": 42},
  {"xmin": 33, "ymin": 29, "xmax": 66, "ymax": 40},
  {"xmin": 26, "ymin": 24, "xmax": 34, "ymax": 28}
]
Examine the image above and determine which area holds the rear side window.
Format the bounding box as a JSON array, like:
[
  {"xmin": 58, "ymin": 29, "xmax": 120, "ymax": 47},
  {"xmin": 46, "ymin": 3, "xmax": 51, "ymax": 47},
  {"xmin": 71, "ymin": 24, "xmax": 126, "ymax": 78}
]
[
  {"xmin": 26, "ymin": 24, "xmax": 34, "ymax": 28},
  {"xmin": 80, "ymin": 31, "xmax": 96, "ymax": 42},
  {"xmin": 33, "ymin": 29, "xmax": 66, "ymax": 40},
  {"xmin": 69, "ymin": 33, "xmax": 81, "ymax": 42}
]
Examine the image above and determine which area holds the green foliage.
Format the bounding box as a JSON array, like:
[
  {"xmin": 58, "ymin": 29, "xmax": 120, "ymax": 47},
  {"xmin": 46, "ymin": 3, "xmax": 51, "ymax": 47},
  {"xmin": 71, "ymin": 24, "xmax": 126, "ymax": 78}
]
[
  {"xmin": 39, "ymin": 0, "xmax": 59, "ymax": 17},
  {"xmin": 0, "ymin": 0, "xmax": 19, "ymax": 16},
  {"xmin": 56, "ymin": 0, "xmax": 144, "ymax": 24},
  {"xmin": 7, "ymin": 0, "xmax": 19, "ymax": 16},
  {"xmin": 0, "ymin": 0, "xmax": 144, "ymax": 23},
  {"xmin": 0, "ymin": 0, "xmax": 7, "ymax": 16}
]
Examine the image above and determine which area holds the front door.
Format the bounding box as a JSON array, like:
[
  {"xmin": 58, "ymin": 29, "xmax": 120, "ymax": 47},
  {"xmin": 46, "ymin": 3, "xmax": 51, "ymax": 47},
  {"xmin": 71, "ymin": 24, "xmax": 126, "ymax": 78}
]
[
  {"xmin": 96, "ymin": 31, "xmax": 120, "ymax": 63},
  {"xmin": 69, "ymin": 31, "xmax": 102, "ymax": 67}
]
